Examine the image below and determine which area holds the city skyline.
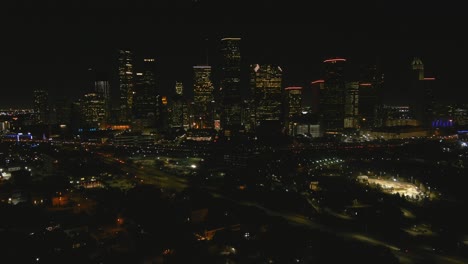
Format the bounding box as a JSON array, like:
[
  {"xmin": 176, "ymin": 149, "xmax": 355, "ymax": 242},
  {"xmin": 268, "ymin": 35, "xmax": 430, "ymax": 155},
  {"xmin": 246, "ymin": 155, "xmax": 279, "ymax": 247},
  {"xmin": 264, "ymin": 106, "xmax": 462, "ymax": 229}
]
[
  {"xmin": 2, "ymin": 37, "xmax": 465, "ymax": 108},
  {"xmin": 1, "ymin": 3, "xmax": 468, "ymax": 264},
  {"xmin": 2, "ymin": 4, "xmax": 467, "ymax": 107}
]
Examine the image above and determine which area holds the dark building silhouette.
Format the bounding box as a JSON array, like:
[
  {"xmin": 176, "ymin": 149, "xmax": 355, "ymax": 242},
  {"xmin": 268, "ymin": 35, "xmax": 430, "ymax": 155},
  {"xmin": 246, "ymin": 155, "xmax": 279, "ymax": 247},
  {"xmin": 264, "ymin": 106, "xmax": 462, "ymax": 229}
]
[
  {"xmin": 133, "ymin": 58, "xmax": 159, "ymax": 130},
  {"xmin": 409, "ymin": 58, "xmax": 436, "ymax": 128},
  {"xmin": 359, "ymin": 64, "xmax": 384, "ymax": 128},
  {"xmin": 319, "ymin": 58, "xmax": 346, "ymax": 135},
  {"xmin": 33, "ymin": 89, "xmax": 49, "ymax": 125},
  {"xmin": 220, "ymin": 38, "xmax": 242, "ymax": 131}
]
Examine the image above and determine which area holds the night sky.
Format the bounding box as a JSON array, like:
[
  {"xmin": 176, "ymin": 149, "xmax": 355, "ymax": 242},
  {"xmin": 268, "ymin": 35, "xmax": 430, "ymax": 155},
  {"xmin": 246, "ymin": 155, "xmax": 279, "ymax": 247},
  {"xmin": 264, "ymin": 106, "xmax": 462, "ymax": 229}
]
[{"xmin": 2, "ymin": 1, "xmax": 467, "ymax": 107}]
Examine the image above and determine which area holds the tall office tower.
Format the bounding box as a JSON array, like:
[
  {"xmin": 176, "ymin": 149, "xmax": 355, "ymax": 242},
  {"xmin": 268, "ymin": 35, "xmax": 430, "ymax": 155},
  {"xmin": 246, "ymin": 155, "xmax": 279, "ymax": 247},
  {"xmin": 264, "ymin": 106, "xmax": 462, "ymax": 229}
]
[
  {"xmin": 94, "ymin": 73, "xmax": 111, "ymax": 122},
  {"xmin": 95, "ymin": 77, "xmax": 110, "ymax": 101},
  {"xmin": 118, "ymin": 49, "xmax": 134, "ymax": 123},
  {"xmin": 310, "ymin": 80, "xmax": 325, "ymax": 114},
  {"xmin": 33, "ymin": 89, "xmax": 49, "ymax": 124},
  {"xmin": 175, "ymin": 81, "xmax": 183, "ymax": 96},
  {"xmin": 250, "ymin": 64, "xmax": 283, "ymax": 130},
  {"xmin": 410, "ymin": 58, "xmax": 436, "ymax": 128},
  {"xmin": 285, "ymin": 87, "xmax": 303, "ymax": 134},
  {"xmin": 344, "ymin": 82, "xmax": 359, "ymax": 129},
  {"xmin": 170, "ymin": 81, "xmax": 188, "ymax": 129},
  {"xmin": 80, "ymin": 93, "xmax": 107, "ymax": 129},
  {"xmin": 285, "ymin": 87, "xmax": 303, "ymax": 117},
  {"xmin": 133, "ymin": 58, "xmax": 159, "ymax": 129},
  {"xmin": 54, "ymin": 96, "xmax": 72, "ymax": 126},
  {"xmin": 220, "ymin": 38, "xmax": 242, "ymax": 130},
  {"xmin": 414, "ymin": 78, "xmax": 436, "ymax": 128},
  {"xmin": 319, "ymin": 58, "xmax": 346, "ymax": 135},
  {"xmin": 359, "ymin": 64, "xmax": 384, "ymax": 128},
  {"xmin": 411, "ymin": 57, "xmax": 425, "ymax": 81},
  {"xmin": 241, "ymin": 99, "xmax": 254, "ymax": 132},
  {"xmin": 193, "ymin": 66, "xmax": 214, "ymax": 129}
]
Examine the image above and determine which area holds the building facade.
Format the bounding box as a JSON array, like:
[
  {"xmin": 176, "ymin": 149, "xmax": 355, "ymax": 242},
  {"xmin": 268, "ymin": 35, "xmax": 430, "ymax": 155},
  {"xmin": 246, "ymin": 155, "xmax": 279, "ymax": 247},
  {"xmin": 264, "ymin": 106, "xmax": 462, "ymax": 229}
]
[
  {"xmin": 193, "ymin": 66, "xmax": 214, "ymax": 129},
  {"xmin": 250, "ymin": 64, "xmax": 283, "ymax": 130},
  {"xmin": 133, "ymin": 58, "xmax": 159, "ymax": 129},
  {"xmin": 319, "ymin": 58, "xmax": 346, "ymax": 135},
  {"xmin": 220, "ymin": 38, "xmax": 242, "ymax": 130},
  {"xmin": 118, "ymin": 49, "xmax": 134, "ymax": 123},
  {"xmin": 33, "ymin": 89, "xmax": 49, "ymax": 124}
]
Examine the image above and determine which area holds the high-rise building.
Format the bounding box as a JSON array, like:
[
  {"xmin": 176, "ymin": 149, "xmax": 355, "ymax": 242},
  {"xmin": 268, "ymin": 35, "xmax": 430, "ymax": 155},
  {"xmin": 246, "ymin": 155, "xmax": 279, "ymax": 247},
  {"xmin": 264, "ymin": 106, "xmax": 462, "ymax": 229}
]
[
  {"xmin": 220, "ymin": 38, "xmax": 242, "ymax": 129},
  {"xmin": 95, "ymin": 80, "xmax": 110, "ymax": 102},
  {"xmin": 411, "ymin": 57, "xmax": 424, "ymax": 81},
  {"xmin": 285, "ymin": 87, "xmax": 303, "ymax": 118},
  {"xmin": 175, "ymin": 81, "xmax": 183, "ymax": 96},
  {"xmin": 118, "ymin": 49, "xmax": 134, "ymax": 123},
  {"xmin": 54, "ymin": 96, "xmax": 72, "ymax": 126},
  {"xmin": 133, "ymin": 58, "xmax": 159, "ymax": 129},
  {"xmin": 170, "ymin": 81, "xmax": 188, "ymax": 129},
  {"xmin": 285, "ymin": 87, "xmax": 303, "ymax": 134},
  {"xmin": 94, "ymin": 73, "xmax": 111, "ymax": 123},
  {"xmin": 344, "ymin": 82, "xmax": 359, "ymax": 129},
  {"xmin": 359, "ymin": 64, "xmax": 384, "ymax": 128},
  {"xmin": 319, "ymin": 58, "xmax": 346, "ymax": 135},
  {"xmin": 33, "ymin": 89, "xmax": 49, "ymax": 124},
  {"xmin": 409, "ymin": 58, "xmax": 436, "ymax": 128},
  {"xmin": 80, "ymin": 93, "xmax": 107, "ymax": 129},
  {"xmin": 310, "ymin": 80, "xmax": 325, "ymax": 114},
  {"xmin": 250, "ymin": 64, "xmax": 283, "ymax": 129},
  {"xmin": 193, "ymin": 66, "xmax": 214, "ymax": 129}
]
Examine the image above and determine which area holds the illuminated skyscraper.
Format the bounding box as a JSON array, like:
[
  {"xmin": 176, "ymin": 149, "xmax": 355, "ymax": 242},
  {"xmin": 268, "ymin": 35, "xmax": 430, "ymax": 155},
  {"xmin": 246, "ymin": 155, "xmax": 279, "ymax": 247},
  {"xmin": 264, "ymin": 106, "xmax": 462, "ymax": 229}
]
[
  {"xmin": 411, "ymin": 57, "xmax": 424, "ymax": 81},
  {"xmin": 94, "ymin": 73, "xmax": 111, "ymax": 123},
  {"xmin": 170, "ymin": 82, "xmax": 188, "ymax": 129},
  {"xmin": 80, "ymin": 93, "xmax": 106, "ymax": 129},
  {"xmin": 344, "ymin": 82, "xmax": 359, "ymax": 129},
  {"xmin": 95, "ymin": 80, "xmax": 110, "ymax": 102},
  {"xmin": 193, "ymin": 66, "xmax": 214, "ymax": 129},
  {"xmin": 319, "ymin": 58, "xmax": 346, "ymax": 135},
  {"xmin": 118, "ymin": 49, "xmax": 134, "ymax": 123},
  {"xmin": 250, "ymin": 64, "xmax": 283, "ymax": 129},
  {"xmin": 220, "ymin": 38, "xmax": 242, "ymax": 129},
  {"xmin": 175, "ymin": 81, "xmax": 183, "ymax": 96},
  {"xmin": 33, "ymin": 89, "xmax": 49, "ymax": 124},
  {"xmin": 410, "ymin": 58, "xmax": 436, "ymax": 128},
  {"xmin": 133, "ymin": 58, "xmax": 159, "ymax": 129},
  {"xmin": 285, "ymin": 87, "xmax": 302, "ymax": 134},
  {"xmin": 285, "ymin": 87, "xmax": 302, "ymax": 118}
]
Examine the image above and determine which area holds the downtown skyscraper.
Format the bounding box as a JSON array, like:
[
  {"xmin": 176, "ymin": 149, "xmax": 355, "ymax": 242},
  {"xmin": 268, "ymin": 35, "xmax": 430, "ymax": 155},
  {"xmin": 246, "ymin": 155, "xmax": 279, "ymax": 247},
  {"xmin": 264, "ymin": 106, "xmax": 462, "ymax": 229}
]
[
  {"xmin": 133, "ymin": 58, "xmax": 159, "ymax": 130},
  {"xmin": 33, "ymin": 89, "xmax": 49, "ymax": 124},
  {"xmin": 193, "ymin": 66, "xmax": 214, "ymax": 129},
  {"xmin": 220, "ymin": 38, "xmax": 242, "ymax": 132},
  {"xmin": 250, "ymin": 64, "xmax": 283, "ymax": 130},
  {"xmin": 285, "ymin": 87, "xmax": 303, "ymax": 134},
  {"xmin": 118, "ymin": 49, "xmax": 134, "ymax": 123},
  {"xmin": 359, "ymin": 64, "xmax": 384, "ymax": 128},
  {"xmin": 319, "ymin": 58, "xmax": 346, "ymax": 135}
]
